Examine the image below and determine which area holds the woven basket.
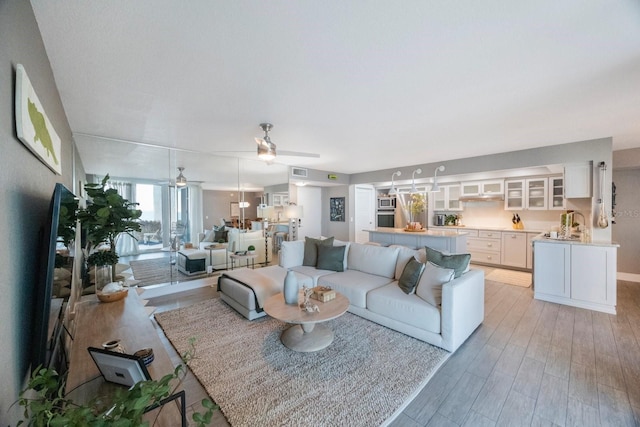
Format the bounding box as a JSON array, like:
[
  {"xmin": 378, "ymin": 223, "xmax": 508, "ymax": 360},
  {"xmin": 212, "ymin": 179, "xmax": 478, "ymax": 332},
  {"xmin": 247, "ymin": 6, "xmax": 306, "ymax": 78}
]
[{"xmin": 97, "ymin": 288, "xmax": 128, "ymax": 303}]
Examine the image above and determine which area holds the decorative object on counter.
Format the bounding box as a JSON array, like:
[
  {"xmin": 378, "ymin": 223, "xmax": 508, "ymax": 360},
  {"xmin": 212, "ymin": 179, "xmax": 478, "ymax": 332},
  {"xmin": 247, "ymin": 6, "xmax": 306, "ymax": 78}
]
[
  {"xmin": 299, "ymin": 285, "xmax": 320, "ymax": 312},
  {"xmin": 310, "ymin": 286, "xmax": 336, "ymax": 302},
  {"xmin": 404, "ymin": 222, "xmax": 424, "ymax": 231},
  {"xmin": 247, "ymin": 245, "xmax": 256, "ymax": 254},
  {"xmin": 597, "ymin": 162, "xmax": 609, "ymax": 228},
  {"xmin": 283, "ymin": 269, "xmax": 298, "ymax": 304},
  {"xmin": 97, "ymin": 280, "xmax": 128, "ymax": 303},
  {"xmin": 408, "ymin": 192, "xmax": 426, "ymax": 227},
  {"xmin": 511, "ymin": 213, "xmax": 524, "ymax": 229},
  {"xmin": 560, "ymin": 211, "xmax": 577, "ymax": 238},
  {"xmin": 445, "ymin": 214, "xmax": 457, "ymax": 226},
  {"xmin": 102, "ymin": 339, "xmax": 126, "ymax": 354}
]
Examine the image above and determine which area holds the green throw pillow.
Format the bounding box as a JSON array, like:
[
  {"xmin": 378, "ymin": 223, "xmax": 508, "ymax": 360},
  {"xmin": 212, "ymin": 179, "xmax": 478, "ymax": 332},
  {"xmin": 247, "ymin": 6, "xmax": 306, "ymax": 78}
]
[
  {"xmin": 316, "ymin": 244, "xmax": 346, "ymax": 272},
  {"xmin": 303, "ymin": 236, "xmax": 334, "ymax": 266},
  {"xmin": 425, "ymin": 246, "xmax": 471, "ymax": 278},
  {"xmin": 398, "ymin": 258, "xmax": 425, "ymax": 294}
]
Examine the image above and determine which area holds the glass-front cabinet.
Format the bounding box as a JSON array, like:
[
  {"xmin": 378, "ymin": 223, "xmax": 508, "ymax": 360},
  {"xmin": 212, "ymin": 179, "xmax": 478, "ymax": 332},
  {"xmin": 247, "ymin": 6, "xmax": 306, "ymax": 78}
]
[
  {"xmin": 461, "ymin": 180, "xmax": 504, "ymax": 197},
  {"xmin": 505, "ymin": 178, "xmax": 548, "ymax": 210},
  {"xmin": 431, "ymin": 184, "xmax": 462, "ymax": 211},
  {"xmin": 548, "ymin": 176, "xmax": 565, "ymax": 210}
]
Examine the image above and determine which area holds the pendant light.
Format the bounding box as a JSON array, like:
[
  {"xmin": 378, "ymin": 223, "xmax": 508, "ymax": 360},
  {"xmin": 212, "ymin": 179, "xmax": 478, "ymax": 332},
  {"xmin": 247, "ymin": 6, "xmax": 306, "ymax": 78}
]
[
  {"xmin": 410, "ymin": 168, "xmax": 422, "ymax": 193},
  {"xmin": 176, "ymin": 167, "xmax": 187, "ymax": 187},
  {"xmin": 430, "ymin": 165, "xmax": 445, "ymax": 192},
  {"xmin": 388, "ymin": 171, "xmax": 401, "ymax": 195}
]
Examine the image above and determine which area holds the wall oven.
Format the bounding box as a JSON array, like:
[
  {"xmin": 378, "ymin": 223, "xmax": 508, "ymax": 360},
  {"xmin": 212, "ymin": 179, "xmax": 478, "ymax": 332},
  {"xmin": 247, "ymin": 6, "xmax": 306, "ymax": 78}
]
[
  {"xmin": 377, "ymin": 197, "xmax": 396, "ymax": 210},
  {"xmin": 377, "ymin": 211, "xmax": 396, "ymax": 228}
]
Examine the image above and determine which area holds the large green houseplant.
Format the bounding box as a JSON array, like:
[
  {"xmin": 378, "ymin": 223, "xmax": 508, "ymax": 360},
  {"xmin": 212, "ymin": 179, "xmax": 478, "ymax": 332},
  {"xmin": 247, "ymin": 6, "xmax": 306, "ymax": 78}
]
[{"xmin": 78, "ymin": 174, "xmax": 142, "ymax": 280}]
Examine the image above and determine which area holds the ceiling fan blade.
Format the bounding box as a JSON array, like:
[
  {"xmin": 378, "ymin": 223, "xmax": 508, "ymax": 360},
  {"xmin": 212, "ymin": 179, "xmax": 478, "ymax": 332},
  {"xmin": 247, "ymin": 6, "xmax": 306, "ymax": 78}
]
[{"xmin": 278, "ymin": 150, "xmax": 320, "ymax": 158}]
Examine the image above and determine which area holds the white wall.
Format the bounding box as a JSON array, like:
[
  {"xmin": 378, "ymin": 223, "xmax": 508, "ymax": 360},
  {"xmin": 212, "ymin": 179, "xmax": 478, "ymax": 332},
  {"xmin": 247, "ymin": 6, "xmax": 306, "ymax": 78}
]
[{"xmin": 296, "ymin": 186, "xmax": 322, "ymax": 239}]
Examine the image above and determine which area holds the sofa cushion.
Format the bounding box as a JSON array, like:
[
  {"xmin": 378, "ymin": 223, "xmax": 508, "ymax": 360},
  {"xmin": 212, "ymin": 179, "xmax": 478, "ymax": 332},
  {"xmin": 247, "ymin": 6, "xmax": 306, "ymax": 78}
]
[
  {"xmin": 391, "ymin": 245, "xmax": 426, "ymax": 280},
  {"xmin": 316, "ymin": 245, "xmax": 346, "ymax": 272},
  {"xmin": 333, "ymin": 239, "xmax": 351, "ymax": 271},
  {"xmin": 347, "ymin": 243, "xmax": 399, "ymax": 279},
  {"xmin": 303, "ymin": 236, "xmax": 334, "ymax": 266},
  {"xmin": 290, "ymin": 265, "xmax": 334, "ymax": 285},
  {"xmin": 317, "ymin": 270, "xmax": 393, "ymax": 308},
  {"xmin": 398, "ymin": 257, "xmax": 425, "ymax": 294},
  {"xmin": 279, "ymin": 240, "xmax": 305, "ymax": 269},
  {"xmin": 367, "ymin": 283, "xmax": 441, "ymax": 334},
  {"xmin": 415, "ymin": 262, "xmax": 455, "ymax": 307},
  {"xmin": 425, "ymin": 246, "xmax": 471, "ymax": 278}
]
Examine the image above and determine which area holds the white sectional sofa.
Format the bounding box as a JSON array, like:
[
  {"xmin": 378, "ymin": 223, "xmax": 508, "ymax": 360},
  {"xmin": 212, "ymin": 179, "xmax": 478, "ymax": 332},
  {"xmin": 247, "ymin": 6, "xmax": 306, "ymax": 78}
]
[
  {"xmin": 198, "ymin": 228, "xmax": 271, "ymax": 269},
  {"xmin": 217, "ymin": 239, "xmax": 484, "ymax": 352}
]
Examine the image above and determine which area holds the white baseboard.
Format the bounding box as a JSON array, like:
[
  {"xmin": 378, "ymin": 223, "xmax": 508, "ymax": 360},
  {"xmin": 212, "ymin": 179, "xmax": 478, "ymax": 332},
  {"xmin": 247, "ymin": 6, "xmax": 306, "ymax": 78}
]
[{"xmin": 617, "ymin": 272, "xmax": 640, "ymax": 283}]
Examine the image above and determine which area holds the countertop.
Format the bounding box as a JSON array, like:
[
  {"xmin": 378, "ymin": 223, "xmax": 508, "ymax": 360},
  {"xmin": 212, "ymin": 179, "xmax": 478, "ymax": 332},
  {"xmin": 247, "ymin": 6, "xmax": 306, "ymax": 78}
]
[
  {"xmin": 433, "ymin": 225, "xmax": 545, "ymax": 233},
  {"xmin": 366, "ymin": 228, "xmax": 465, "ymax": 237},
  {"xmin": 532, "ymin": 235, "xmax": 620, "ymax": 248}
]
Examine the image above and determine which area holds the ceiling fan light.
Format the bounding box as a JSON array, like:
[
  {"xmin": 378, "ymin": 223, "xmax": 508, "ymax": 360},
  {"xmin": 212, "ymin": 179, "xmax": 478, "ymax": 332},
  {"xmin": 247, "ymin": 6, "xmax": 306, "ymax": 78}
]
[
  {"xmin": 176, "ymin": 167, "xmax": 187, "ymax": 187},
  {"xmin": 256, "ymin": 138, "xmax": 276, "ymax": 161}
]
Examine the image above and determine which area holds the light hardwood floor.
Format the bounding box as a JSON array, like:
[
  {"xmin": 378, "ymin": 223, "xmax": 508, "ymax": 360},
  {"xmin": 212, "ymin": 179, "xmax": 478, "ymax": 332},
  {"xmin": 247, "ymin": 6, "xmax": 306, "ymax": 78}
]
[{"xmin": 147, "ymin": 272, "xmax": 640, "ymax": 427}]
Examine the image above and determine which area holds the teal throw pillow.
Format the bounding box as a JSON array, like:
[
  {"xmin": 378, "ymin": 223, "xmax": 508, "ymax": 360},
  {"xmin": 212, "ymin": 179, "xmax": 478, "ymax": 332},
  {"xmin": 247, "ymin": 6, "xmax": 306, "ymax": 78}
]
[
  {"xmin": 303, "ymin": 236, "xmax": 334, "ymax": 266},
  {"xmin": 316, "ymin": 244, "xmax": 346, "ymax": 272},
  {"xmin": 425, "ymin": 246, "xmax": 470, "ymax": 278},
  {"xmin": 397, "ymin": 257, "xmax": 425, "ymax": 294}
]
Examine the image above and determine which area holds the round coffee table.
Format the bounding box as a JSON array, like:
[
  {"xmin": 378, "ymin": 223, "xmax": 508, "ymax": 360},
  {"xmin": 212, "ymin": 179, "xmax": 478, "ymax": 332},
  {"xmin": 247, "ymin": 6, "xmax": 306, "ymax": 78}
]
[{"xmin": 263, "ymin": 291, "xmax": 349, "ymax": 352}]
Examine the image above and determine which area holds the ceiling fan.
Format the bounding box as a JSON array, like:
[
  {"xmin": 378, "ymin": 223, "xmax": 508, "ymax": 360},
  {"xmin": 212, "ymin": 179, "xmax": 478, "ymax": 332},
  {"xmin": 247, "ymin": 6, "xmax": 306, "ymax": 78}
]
[{"xmin": 254, "ymin": 123, "xmax": 320, "ymax": 162}]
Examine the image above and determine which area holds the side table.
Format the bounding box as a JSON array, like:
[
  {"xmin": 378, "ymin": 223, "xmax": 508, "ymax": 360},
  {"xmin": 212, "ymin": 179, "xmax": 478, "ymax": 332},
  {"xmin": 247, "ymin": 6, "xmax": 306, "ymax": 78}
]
[
  {"xmin": 229, "ymin": 253, "xmax": 258, "ymax": 270},
  {"xmin": 204, "ymin": 243, "xmax": 228, "ymax": 271}
]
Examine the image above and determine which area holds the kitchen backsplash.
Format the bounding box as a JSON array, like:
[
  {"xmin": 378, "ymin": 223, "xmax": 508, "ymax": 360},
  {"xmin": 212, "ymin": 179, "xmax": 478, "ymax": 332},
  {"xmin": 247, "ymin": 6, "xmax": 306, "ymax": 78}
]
[{"xmin": 446, "ymin": 198, "xmax": 592, "ymax": 231}]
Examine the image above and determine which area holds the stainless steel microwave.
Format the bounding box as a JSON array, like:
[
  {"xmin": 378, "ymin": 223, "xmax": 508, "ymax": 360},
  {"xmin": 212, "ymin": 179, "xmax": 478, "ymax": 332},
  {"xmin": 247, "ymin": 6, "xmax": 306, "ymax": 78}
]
[{"xmin": 377, "ymin": 197, "xmax": 396, "ymax": 210}]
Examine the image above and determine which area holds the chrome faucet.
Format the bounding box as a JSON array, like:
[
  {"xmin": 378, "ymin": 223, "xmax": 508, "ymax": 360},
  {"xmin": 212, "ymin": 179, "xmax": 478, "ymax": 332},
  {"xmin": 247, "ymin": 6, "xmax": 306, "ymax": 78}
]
[{"xmin": 573, "ymin": 211, "xmax": 586, "ymax": 231}]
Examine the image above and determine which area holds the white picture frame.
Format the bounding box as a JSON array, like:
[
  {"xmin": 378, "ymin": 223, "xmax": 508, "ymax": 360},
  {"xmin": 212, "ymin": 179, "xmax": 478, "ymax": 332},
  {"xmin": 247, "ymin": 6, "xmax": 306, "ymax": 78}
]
[
  {"xmin": 88, "ymin": 347, "xmax": 151, "ymax": 387},
  {"xmin": 15, "ymin": 64, "xmax": 62, "ymax": 175}
]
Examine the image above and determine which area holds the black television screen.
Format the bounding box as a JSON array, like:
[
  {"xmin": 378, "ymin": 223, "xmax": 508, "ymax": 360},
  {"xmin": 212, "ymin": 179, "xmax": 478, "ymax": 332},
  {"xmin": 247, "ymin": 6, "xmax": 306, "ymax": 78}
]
[{"xmin": 32, "ymin": 183, "xmax": 77, "ymax": 371}]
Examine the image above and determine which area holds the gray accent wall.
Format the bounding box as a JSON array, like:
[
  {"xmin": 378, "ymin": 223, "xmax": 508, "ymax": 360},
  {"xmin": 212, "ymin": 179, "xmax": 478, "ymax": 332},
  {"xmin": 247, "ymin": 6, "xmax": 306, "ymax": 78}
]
[
  {"xmin": 612, "ymin": 168, "xmax": 640, "ymax": 275},
  {"xmin": 322, "ymin": 185, "xmax": 350, "ymax": 241},
  {"xmin": 0, "ymin": 0, "xmax": 76, "ymax": 422}
]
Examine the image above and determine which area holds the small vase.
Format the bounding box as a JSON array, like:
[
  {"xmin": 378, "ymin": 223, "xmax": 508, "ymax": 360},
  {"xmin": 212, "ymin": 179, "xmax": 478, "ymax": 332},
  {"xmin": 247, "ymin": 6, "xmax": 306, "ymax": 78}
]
[
  {"xmin": 102, "ymin": 339, "xmax": 126, "ymax": 353},
  {"xmin": 95, "ymin": 265, "xmax": 112, "ymax": 293},
  {"xmin": 283, "ymin": 270, "xmax": 298, "ymax": 305}
]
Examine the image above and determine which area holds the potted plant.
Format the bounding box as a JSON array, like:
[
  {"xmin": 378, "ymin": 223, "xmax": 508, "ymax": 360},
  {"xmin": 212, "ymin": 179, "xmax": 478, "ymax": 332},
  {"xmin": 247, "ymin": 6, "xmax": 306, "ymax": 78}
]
[
  {"xmin": 78, "ymin": 174, "xmax": 142, "ymax": 280},
  {"xmin": 247, "ymin": 245, "xmax": 256, "ymax": 254},
  {"xmin": 408, "ymin": 193, "xmax": 426, "ymax": 229},
  {"xmin": 14, "ymin": 339, "xmax": 217, "ymax": 426}
]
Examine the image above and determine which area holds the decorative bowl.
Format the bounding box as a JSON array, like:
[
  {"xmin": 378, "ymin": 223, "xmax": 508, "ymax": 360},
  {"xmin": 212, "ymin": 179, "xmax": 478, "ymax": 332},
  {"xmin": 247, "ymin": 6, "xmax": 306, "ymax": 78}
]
[
  {"xmin": 97, "ymin": 288, "xmax": 128, "ymax": 303},
  {"xmin": 134, "ymin": 348, "xmax": 155, "ymax": 366}
]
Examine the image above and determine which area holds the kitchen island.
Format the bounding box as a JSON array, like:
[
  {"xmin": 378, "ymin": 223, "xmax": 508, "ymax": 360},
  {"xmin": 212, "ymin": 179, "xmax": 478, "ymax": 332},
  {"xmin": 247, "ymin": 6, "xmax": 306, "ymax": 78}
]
[
  {"xmin": 366, "ymin": 228, "xmax": 467, "ymax": 253},
  {"xmin": 532, "ymin": 236, "xmax": 618, "ymax": 314}
]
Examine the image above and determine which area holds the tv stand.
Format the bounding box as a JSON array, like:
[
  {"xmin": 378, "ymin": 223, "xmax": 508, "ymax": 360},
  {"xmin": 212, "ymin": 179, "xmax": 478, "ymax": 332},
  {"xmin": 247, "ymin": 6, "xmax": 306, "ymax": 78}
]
[{"xmin": 66, "ymin": 290, "xmax": 183, "ymax": 425}]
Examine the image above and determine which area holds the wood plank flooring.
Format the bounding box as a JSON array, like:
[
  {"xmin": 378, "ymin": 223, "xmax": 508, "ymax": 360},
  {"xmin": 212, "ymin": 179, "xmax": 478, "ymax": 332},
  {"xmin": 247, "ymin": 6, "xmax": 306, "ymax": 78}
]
[{"xmin": 147, "ymin": 272, "xmax": 640, "ymax": 427}]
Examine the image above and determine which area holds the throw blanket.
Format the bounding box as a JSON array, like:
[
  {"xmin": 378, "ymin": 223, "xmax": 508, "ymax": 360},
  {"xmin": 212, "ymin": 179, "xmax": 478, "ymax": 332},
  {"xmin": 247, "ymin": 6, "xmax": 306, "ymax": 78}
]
[{"xmin": 219, "ymin": 269, "xmax": 282, "ymax": 309}]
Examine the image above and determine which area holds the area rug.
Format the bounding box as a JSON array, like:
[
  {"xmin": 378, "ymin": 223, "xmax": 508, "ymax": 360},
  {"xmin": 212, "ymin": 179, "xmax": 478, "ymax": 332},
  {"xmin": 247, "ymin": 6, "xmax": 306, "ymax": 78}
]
[
  {"xmin": 154, "ymin": 298, "xmax": 450, "ymax": 427},
  {"xmin": 130, "ymin": 258, "xmax": 207, "ymax": 286},
  {"xmin": 486, "ymin": 268, "xmax": 532, "ymax": 288}
]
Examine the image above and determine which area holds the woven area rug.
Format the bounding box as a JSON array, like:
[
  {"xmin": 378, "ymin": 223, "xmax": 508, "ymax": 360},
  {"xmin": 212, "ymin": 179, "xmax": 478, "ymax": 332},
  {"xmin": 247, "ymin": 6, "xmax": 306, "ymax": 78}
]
[
  {"xmin": 130, "ymin": 258, "xmax": 207, "ymax": 286},
  {"xmin": 155, "ymin": 298, "xmax": 450, "ymax": 426},
  {"xmin": 486, "ymin": 268, "xmax": 532, "ymax": 288}
]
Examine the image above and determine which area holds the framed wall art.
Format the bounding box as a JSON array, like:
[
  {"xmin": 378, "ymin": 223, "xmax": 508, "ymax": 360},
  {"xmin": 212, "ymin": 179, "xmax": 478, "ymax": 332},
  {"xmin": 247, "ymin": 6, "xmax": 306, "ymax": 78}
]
[
  {"xmin": 15, "ymin": 64, "xmax": 62, "ymax": 175},
  {"xmin": 330, "ymin": 197, "xmax": 345, "ymax": 222}
]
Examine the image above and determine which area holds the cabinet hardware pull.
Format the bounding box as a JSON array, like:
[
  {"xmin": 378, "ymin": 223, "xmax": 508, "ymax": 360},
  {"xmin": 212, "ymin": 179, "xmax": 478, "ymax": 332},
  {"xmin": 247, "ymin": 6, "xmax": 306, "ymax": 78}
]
[
  {"xmin": 511, "ymin": 235, "xmax": 517, "ymax": 239},
  {"xmin": 487, "ymin": 243, "xmax": 492, "ymax": 247}
]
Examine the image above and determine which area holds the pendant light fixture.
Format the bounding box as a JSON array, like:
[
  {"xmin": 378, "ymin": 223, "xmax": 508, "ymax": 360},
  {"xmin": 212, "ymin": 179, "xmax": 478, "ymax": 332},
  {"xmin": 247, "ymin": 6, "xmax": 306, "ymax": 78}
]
[
  {"xmin": 176, "ymin": 167, "xmax": 187, "ymax": 187},
  {"xmin": 410, "ymin": 168, "xmax": 422, "ymax": 193},
  {"xmin": 388, "ymin": 171, "xmax": 401, "ymax": 195},
  {"xmin": 430, "ymin": 165, "xmax": 445, "ymax": 192}
]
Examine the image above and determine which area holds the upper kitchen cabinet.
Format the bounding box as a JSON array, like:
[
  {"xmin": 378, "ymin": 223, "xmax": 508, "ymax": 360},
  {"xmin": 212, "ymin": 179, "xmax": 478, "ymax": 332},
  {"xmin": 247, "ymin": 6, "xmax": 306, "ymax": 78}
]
[
  {"xmin": 548, "ymin": 175, "xmax": 565, "ymax": 210},
  {"xmin": 432, "ymin": 184, "xmax": 462, "ymax": 211},
  {"xmin": 271, "ymin": 192, "xmax": 289, "ymax": 206},
  {"xmin": 460, "ymin": 180, "xmax": 504, "ymax": 197},
  {"xmin": 564, "ymin": 162, "xmax": 592, "ymax": 198},
  {"xmin": 505, "ymin": 178, "xmax": 547, "ymax": 210}
]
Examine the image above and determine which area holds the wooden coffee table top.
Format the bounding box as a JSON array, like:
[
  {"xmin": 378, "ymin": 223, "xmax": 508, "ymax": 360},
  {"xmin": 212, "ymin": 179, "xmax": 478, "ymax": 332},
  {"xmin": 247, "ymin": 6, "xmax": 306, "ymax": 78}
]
[{"xmin": 263, "ymin": 291, "xmax": 349, "ymax": 325}]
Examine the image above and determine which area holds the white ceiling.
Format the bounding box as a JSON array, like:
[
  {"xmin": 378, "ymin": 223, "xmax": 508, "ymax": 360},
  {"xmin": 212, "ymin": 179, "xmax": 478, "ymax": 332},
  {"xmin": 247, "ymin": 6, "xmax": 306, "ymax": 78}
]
[{"xmin": 30, "ymin": 0, "xmax": 640, "ymax": 188}]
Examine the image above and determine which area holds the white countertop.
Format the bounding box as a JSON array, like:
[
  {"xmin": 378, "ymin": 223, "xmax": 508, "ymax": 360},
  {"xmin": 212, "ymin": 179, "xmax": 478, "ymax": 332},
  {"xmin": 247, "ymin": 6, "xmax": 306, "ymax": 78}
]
[
  {"xmin": 434, "ymin": 225, "xmax": 545, "ymax": 233},
  {"xmin": 366, "ymin": 228, "xmax": 464, "ymax": 237},
  {"xmin": 531, "ymin": 235, "xmax": 619, "ymax": 248}
]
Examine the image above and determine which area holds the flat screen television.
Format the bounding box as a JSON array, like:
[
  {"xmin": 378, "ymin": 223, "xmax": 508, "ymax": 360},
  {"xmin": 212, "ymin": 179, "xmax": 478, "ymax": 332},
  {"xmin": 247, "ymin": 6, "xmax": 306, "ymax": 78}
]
[{"xmin": 32, "ymin": 183, "xmax": 78, "ymax": 372}]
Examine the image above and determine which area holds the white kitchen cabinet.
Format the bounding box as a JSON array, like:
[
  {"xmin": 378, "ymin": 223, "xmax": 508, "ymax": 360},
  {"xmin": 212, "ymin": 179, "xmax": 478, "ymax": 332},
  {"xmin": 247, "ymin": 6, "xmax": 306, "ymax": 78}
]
[
  {"xmin": 564, "ymin": 162, "xmax": 592, "ymax": 198},
  {"xmin": 460, "ymin": 180, "xmax": 504, "ymax": 197},
  {"xmin": 526, "ymin": 178, "xmax": 548, "ymax": 210},
  {"xmin": 431, "ymin": 184, "xmax": 462, "ymax": 211},
  {"xmin": 271, "ymin": 193, "xmax": 289, "ymax": 206},
  {"xmin": 466, "ymin": 230, "xmax": 501, "ymax": 265},
  {"xmin": 548, "ymin": 176, "xmax": 565, "ymax": 210},
  {"xmin": 526, "ymin": 232, "xmax": 539, "ymax": 269},
  {"xmin": 533, "ymin": 240, "xmax": 617, "ymax": 314},
  {"xmin": 505, "ymin": 178, "xmax": 547, "ymax": 210},
  {"xmin": 501, "ymin": 232, "xmax": 527, "ymax": 268}
]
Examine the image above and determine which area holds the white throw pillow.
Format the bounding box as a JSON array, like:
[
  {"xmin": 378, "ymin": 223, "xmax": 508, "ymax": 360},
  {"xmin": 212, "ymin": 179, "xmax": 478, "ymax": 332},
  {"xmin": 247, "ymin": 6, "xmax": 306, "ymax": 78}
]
[
  {"xmin": 202, "ymin": 229, "xmax": 215, "ymax": 242},
  {"xmin": 415, "ymin": 262, "xmax": 455, "ymax": 307}
]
